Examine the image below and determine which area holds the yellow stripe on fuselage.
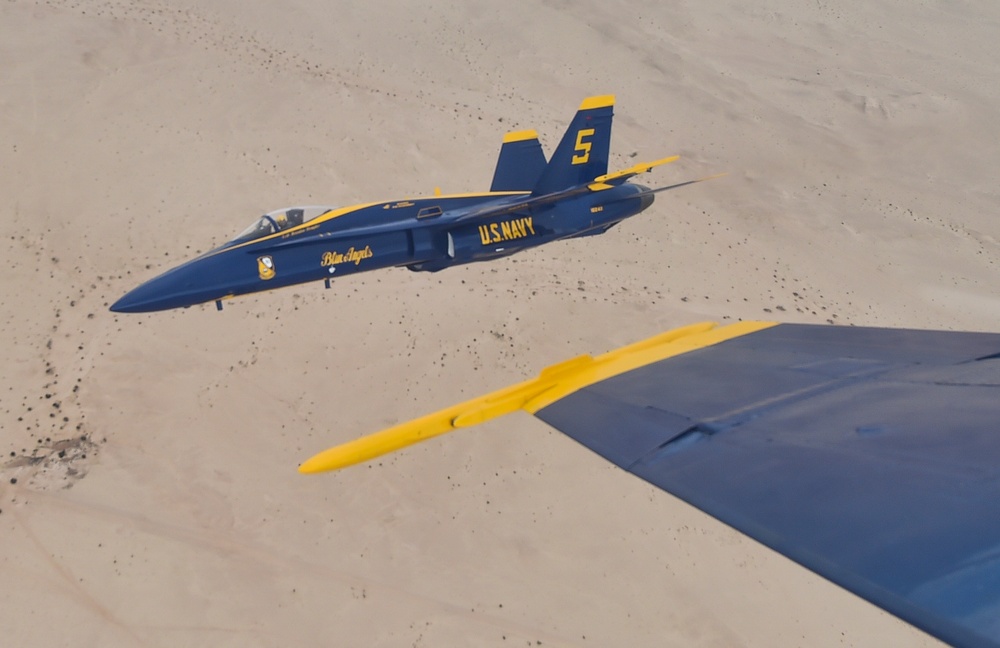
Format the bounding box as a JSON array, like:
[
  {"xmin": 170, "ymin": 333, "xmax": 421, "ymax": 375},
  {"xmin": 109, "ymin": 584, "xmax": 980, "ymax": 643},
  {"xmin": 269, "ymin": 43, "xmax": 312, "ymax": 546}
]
[
  {"xmin": 209, "ymin": 201, "xmax": 382, "ymax": 257},
  {"xmin": 423, "ymin": 191, "xmax": 527, "ymax": 200},
  {"xmin": 209, "ymin": 191, "xmax": 530, "ymax": 257}
]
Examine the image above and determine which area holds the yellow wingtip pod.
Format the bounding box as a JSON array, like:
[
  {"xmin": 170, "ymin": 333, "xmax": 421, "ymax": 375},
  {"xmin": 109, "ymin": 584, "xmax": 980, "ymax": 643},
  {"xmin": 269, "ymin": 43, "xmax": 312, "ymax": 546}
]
[
  {"xmin": 298, "ymin": 408, "xmax": 460, "ymax": 473},
  {"xmin": 299, "ymin": 321, "xmax": 779, "ymax": 474},
  {"xmin": 502, "ymin": 129, "xmax": 540, "ymax": 144},
  {"xmin": 579, "ymin": 94, "xmax": 615, "ymax": 110}
]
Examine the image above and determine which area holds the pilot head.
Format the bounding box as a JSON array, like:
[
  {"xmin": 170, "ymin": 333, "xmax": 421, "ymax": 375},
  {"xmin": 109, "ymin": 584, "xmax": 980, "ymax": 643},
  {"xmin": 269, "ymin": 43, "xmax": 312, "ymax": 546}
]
[{"xmin": 286, "ymin": 209, "xmax": 304, "ymax": 227}]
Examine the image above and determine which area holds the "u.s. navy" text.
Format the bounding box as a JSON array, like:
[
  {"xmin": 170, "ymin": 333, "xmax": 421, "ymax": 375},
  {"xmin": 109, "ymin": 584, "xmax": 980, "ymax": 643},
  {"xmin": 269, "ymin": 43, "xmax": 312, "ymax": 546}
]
[{"xmin": 478, "ymin": 217, "xmax": 535, "ymax": 245}]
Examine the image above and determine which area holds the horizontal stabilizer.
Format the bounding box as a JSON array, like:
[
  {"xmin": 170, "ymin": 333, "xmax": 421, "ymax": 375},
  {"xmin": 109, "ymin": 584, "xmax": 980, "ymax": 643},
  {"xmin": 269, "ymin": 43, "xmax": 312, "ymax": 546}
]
[
  {"xmin": 596, "ymin": 173, "xmax": 727, "ymax": 205},
  {"xmin": 587, "ymin": 155, "xmax": 680, "ymax": 191}
]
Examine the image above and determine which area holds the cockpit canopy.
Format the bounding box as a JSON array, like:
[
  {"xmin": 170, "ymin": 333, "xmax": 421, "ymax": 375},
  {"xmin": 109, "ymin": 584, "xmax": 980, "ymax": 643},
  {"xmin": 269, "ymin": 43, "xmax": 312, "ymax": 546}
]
[{"xmin": 233, "ymin": 206, "xmax": 336, "ymax": 243}]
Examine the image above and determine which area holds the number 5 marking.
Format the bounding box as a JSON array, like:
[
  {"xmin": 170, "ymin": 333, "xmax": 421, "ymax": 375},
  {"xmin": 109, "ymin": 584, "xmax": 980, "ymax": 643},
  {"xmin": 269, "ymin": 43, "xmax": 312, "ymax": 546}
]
[{"xmin": 572, "ymin": 128, "xmax": 595, "ymax": 165}]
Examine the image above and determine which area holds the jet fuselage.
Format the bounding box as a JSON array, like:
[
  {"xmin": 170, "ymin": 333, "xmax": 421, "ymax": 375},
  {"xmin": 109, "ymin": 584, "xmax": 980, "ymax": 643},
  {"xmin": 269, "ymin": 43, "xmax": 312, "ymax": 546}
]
[{"xmin": 110, "ymin": 183, "xmax": 652, "ymax": 313}]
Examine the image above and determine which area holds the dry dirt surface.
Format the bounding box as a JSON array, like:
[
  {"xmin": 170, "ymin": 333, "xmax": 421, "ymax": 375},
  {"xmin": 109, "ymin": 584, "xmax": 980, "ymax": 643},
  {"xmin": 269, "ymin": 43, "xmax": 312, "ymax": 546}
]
[{"xmin": 2, "ymin": 1, "xmax": 998, "ymax": 646}]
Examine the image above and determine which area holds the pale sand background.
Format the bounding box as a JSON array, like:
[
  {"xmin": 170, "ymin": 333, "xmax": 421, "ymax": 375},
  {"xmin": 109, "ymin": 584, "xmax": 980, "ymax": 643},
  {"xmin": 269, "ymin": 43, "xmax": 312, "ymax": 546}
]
[{"xmin": 2, "ymin": 1, "xmax": 998, "ymax": 645}]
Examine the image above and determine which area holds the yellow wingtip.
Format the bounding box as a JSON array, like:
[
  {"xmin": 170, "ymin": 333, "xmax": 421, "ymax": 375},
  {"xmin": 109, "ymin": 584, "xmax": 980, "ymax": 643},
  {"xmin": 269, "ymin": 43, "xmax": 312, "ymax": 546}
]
[{"xmin": 579, "ymin": 94, "xmax": 615, "ymax": 110}]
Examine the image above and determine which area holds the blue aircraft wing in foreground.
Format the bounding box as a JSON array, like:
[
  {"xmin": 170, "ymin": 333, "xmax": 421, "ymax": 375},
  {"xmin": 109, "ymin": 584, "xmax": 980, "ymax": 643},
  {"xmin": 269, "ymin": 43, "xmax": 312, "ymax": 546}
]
[
  {"xmin": 300, "ymin": 321, "xmax": 1000, "ymax": 648},
  {"xmin": 111, "ymin": 95, "xmax": 713, "ymax": 313}
]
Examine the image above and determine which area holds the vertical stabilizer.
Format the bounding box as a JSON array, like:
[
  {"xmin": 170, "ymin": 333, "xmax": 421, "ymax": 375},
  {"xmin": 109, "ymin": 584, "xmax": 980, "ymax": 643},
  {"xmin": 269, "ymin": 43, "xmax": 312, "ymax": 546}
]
[
  {"xmin": 531, "ymin": 95, "xmax": 614, "ymax": 196},
  {"xmin": 490, "ymin": 129, "xmax": 547, "ymax": 192}
]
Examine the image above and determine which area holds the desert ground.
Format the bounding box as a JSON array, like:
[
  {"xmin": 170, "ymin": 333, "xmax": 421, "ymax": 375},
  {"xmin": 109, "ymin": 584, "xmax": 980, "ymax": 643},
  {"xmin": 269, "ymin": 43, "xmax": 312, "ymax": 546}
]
[{"xmin": 2, "ymin": 1, "xmax": 998, "ymax": 645}]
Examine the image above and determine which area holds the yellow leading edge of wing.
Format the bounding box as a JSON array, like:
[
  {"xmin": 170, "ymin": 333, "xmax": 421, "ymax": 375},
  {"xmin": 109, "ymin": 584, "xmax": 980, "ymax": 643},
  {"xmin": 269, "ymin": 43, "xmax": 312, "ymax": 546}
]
[{"xmin": 299, "ymin": 321, "xmax": 778, "ymax": 474}]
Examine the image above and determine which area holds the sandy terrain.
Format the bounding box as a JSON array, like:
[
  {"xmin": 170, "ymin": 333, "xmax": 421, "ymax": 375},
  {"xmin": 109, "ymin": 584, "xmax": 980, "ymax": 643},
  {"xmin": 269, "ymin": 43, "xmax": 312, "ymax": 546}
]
[{"xmin": 2, "ymin": 0, "xmax": 998, "ymax": 645}]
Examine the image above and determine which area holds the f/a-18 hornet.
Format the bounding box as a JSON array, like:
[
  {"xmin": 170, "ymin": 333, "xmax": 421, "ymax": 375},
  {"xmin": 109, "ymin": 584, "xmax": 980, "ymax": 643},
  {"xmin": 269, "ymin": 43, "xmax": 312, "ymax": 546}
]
[{"xmin": 111, "ymin": 95, "xmax": 716, "ymax": 313}]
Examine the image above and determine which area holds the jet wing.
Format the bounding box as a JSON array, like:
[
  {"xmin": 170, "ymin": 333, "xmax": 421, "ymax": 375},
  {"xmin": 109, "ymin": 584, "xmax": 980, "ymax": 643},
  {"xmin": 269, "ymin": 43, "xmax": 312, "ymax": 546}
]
[
  {"xmin": 300, "ymin": 321, "xmax": 1000, "ymax": 648},
  {"xmin": 535, "ymin": 323, "xmax": 1000, "ymax": 648}
]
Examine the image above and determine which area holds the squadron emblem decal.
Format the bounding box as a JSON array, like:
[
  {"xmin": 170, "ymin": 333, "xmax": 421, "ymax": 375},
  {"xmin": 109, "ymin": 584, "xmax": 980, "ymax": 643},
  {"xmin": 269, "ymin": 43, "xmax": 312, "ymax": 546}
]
[{"xmin": 257, "ymin": 255, "xmax": 276, "ymax": 280}]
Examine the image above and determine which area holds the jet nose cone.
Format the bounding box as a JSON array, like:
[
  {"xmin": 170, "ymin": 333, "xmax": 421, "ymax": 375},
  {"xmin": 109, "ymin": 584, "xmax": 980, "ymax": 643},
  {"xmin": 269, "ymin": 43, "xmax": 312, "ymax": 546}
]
[
  {"xmin": 109, "ymin": 292, "xmax": 141, "ymax": 313},
  {"xmin": 110, "ymin": 275, "xmax": 179, "ymax": 313},
  {"xmin": 110, "ymin": 260, "xmax": 213, "ymax": 313}
]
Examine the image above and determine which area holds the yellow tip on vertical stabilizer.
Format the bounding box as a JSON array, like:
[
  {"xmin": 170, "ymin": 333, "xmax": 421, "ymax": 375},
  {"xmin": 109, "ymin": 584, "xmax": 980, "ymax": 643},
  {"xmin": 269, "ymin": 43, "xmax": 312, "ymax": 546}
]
[
  {"xmin": 579, "ymin": 94, "xmax": 615, "ymax": 110},
  {"xmin": 502, "ymin": 129, "xmax": 540, "ymax": 143}
]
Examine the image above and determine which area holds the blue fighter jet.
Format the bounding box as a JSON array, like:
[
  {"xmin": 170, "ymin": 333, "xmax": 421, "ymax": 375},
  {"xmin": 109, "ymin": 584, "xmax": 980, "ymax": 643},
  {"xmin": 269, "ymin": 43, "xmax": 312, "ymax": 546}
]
[{"xmin": 111, "ymin": 95, "xmax": 715, "ymax": 313}]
